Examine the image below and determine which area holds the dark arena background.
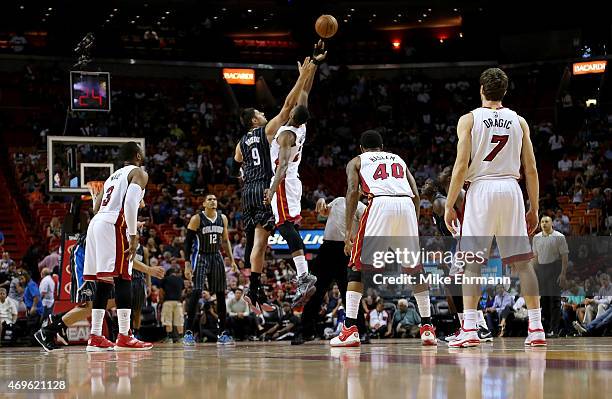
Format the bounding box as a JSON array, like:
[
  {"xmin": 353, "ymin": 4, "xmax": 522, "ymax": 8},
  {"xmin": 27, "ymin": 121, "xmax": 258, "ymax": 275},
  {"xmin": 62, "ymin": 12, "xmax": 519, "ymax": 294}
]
[{"xmin": 0, "ymin": 1, "xmax": 611, "ymax": 398}]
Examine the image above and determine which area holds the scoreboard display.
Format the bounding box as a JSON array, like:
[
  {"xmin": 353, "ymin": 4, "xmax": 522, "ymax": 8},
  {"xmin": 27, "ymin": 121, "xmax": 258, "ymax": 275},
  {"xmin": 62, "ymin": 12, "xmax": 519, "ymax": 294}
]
[{"xmin": 70, "ymin": 71, "xmax": 111, "ymax": 111}]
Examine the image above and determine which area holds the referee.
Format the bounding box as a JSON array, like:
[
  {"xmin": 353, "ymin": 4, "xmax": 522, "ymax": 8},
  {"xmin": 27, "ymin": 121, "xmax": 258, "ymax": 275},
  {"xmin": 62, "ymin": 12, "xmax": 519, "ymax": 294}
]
[
  {"xmin": 531, "ymin": 215, "xmax": 569, "ymax": 338},
  {"xmin": 295, "ymin": 196, "xmax": 367, "ymax": 343}
]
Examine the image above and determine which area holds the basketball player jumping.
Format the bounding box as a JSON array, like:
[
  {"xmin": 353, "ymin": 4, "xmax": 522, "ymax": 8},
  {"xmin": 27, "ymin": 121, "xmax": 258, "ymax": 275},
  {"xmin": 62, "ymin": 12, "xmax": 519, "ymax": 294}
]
[
  {"xmin": 444, "ymin": 68, "xmax": 545, "ymax": 348},
  {"xmin": 233, "ymin": 41, "xmax": 326, "ymax": 311},
  {"xmin": 81, "ymin": 142, "xmax": 151, "ymax": 351},
  {"xmin": 330, "ymin": 130, "xmax": 437, "ymax": 347},
  {"xmin": 184, "ymin": 194, "xmax": 237, "ymax": 345},
  {"xmin": 263, "ymin": 50, "xmax": 325, "ymax": 308}
]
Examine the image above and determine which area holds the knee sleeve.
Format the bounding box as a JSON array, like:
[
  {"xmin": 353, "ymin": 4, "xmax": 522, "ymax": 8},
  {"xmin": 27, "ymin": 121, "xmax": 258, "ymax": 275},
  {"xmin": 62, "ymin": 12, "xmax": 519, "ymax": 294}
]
[
  {"xmin": 347, "ymin": 267, "xmax": 362, "ymax": 283},
  {"xmin": 277, "ymin": 222, "xmax": 304, "ymax": 253},
  {"xmin": 114, "ymin": 278, "xmax": 132, "ymax": 309},
  {"xmin": 93, "ymin": 282, "xmax": 113, "ymax": 310}
]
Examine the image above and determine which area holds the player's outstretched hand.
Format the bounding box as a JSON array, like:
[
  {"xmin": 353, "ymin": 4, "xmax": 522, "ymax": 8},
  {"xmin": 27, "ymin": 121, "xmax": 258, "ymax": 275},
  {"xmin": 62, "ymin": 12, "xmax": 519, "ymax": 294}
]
[
  {"xmin": 344, "ymin": 237, "xmax": 354, "ymax": 256},
  {"xmin": 525, "ymin": 208, "xmax": 538, "ymax": 235},
  {"xmin": 149, "ymin": 266, "xmax": 165, "ymax": 279},
  {"xmin": 126, "ymin": 235, "xmax": 139, "ymax": 261},
  {"xmin": 444, "ymin": 207, "xmax": 458, "ymax": 236},
  {"xmin": 313, "ymin": 39, "xmax": 328, "ymax": 63},
  {"xmin": 297, "ymin": 57, "xmax": 311, "ymax": 75}
]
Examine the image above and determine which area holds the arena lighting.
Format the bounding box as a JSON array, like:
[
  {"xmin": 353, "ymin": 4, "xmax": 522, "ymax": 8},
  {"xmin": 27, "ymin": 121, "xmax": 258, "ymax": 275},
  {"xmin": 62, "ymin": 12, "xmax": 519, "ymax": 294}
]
[
  {"xmin": 223, "ymin": 68, "xmax": 255, "ymax": 85},
  {"xmin": 573, "ymin": 60, "xmax": 607, "ymax": 75},
  {"xmin": 391, "ymin": 39, "xmax": 401, "ymax": 50},
  {"xmin": 586, "ymin": 99, "xmax": 597, "ymax": 107}
]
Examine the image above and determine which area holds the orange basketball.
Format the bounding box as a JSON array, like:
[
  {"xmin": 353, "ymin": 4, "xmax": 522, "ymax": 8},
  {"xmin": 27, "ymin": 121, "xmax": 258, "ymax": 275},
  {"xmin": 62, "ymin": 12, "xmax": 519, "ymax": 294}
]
[{"xmin": 315, "ymin": 15, "xmax": 338, "ymax": 39}]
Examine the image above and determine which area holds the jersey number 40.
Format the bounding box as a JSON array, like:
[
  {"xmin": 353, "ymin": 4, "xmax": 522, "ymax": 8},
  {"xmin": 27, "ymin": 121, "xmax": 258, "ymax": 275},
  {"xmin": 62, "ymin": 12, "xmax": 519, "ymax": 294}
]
[{"xmin": 373, "ymin": 163, "xmax": 404, "ymax": 180}]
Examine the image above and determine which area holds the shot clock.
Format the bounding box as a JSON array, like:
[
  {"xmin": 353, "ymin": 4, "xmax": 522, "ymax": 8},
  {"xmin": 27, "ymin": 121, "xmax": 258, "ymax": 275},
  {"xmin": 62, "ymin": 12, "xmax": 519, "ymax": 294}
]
[{"xmin": 69, "ymin": 71, "xmax": 111, "ymax": 111}]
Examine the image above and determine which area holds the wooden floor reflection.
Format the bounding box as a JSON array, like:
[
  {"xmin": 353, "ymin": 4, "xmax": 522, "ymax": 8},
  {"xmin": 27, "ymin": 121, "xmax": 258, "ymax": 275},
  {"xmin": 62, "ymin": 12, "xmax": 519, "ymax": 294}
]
[{"xmin": 1, "ymin": 338, "xmax": 610, "ymax": 398}]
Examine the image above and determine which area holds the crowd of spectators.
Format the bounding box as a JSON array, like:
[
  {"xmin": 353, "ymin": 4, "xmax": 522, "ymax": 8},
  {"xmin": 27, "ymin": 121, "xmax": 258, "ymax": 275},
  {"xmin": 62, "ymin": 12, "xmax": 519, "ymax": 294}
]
[{"xmin": 2, "ymin": 60, "xmax": 611, "ymax": 344}]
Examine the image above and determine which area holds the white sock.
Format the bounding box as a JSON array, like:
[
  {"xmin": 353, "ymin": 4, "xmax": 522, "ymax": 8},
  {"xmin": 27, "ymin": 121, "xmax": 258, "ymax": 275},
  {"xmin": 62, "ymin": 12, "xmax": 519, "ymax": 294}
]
[
  {"xmin": 91, "ymin": 309, "xmax": 105, "ymax": 336},
  {"xmin": 463, "ymin": 309, "xmax": 478, "ymax": 331},
  {"xmin": 414, "ymin": 291, "xmax": 431, "ymax": 318},
  {"xmin": 528, "ymin": 308, "xmax": 543, "ymax": 331},
  {"xmin": 346, "ymin": 291, "xmax": 362, "ymax": 320},
  {"xmin": 117, "ymin": 308, "xmax": 131, "ymax": 336},
  {"xmin": 477, "ymin": 310, "xmax": 487, "ymax": 329},
  {"xmin": 293, "ymin": 255, "xmax": 309, "ymax": 277},
  {"xmin": 458, "ymin": 313, "xmax": 464, "ymax": 322}
]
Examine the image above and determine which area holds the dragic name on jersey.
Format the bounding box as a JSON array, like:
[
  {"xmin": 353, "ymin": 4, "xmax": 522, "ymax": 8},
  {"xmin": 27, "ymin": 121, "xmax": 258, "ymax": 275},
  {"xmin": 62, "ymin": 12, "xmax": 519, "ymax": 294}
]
[{"xmin": 467, "ymin": 107, "xmax": 522, "ymax": 183}]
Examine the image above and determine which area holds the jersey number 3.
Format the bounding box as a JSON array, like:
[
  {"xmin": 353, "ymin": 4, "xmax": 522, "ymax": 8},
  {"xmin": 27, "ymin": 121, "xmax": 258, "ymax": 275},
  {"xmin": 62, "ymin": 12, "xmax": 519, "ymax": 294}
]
[
  {"xmin": 483, "ymin": 135, "xmax": 509, "ymax": 161},
  {"xmin": 373, "ymin": 163, "xmax": 404, "ymax": 180},
  {"xmin": 101, "ymin": 186, "xmax": 114, "ymax": 206}
]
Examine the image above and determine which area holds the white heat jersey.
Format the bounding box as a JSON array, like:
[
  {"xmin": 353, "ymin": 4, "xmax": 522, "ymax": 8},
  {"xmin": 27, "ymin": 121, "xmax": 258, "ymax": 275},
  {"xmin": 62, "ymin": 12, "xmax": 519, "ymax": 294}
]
[
  {"xmin": 466, "ymin": 107, "xmax": 523, "ymax": 183},
  {"xmin": 358, "ymin": 151, "xmax": 413, "ymax": 197},
  {"xmin": 270, "ymin": 124, "xmax": 306, "ymax": 180},
  {"xmin": 93, "ymin": 165, "xmax": 140, "ymax": 224}
]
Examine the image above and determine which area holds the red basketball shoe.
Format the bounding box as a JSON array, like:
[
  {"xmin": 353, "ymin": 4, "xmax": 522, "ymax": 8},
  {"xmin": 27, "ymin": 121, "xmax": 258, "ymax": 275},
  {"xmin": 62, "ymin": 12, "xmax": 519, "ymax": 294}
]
[
  {"xmin": 115, "ymin": 333, "xmax": 153, "ymax": 351},
  {"xmin": 86, "ymin": 334, "xmax": 116, "ymax": 352},
  {"xmin": 420, "ymin": 324, "xmax": 438, "ymax": 346},
  {"xmin": 330, "ymin": 323, "xmax": 360, "ymax": 348}
]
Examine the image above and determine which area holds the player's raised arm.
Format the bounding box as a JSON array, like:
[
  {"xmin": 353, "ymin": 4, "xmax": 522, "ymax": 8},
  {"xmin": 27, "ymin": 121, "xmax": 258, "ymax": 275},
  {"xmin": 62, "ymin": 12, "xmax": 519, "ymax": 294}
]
[
  {"xmin": 221, "ymin": 214, "xmax": 237, "ymax": 271},
  {"xmin": 297, "ymin": 41, "xmax": 327, "ymax": 108},
  {"xmin": 264, "ymin": 131, "xmax": 295, "ymax": 205},
  {"xmin": 344, "ymin": 156, "xmax": 361, "ymax": 256},
  {"xmin": 183, "ymin": 213, "xmax": 200, "ymax": 280},
  {"xmin": 445, "ymin": 112, "xmax": 473, "ymax": 234},
  {"xmin": 265, "ymin": 57, "xmax": 312, "ymax": 142},
  {"xmin": 405, "ymin": 168, "xmax": 420, "ymax": 220},
  {"xmin": 519, "ymin": 115, "xmax": 539, "ymax": 234}
]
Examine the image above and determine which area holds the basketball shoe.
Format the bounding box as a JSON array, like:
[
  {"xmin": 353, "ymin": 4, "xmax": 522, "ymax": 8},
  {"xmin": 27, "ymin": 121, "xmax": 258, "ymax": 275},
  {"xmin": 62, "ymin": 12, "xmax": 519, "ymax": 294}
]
[
  {"xmin": 86, "ymin": 334, "xmax": 116, "ymax": 352},
  {"xmin": 448, "ymin": 327, "xmax": 480, "ymax": 348},
  {"xmin": 330, "ymin": 322, "xmax": 360, "ymax": 347},
  {"xmin": 420, "ymin": 324, "xmax": 437, "ymax": 346},
  {"xmin": 115, "ymin": 332, "xmax": 153, "ymax": 351},
  {"xmin": 524, "ymin": 328, "xmax": 547, "ymax": 347},
  {"xmin": 292, "ymin": 273, "xmax": 317, "ymax": 308}
]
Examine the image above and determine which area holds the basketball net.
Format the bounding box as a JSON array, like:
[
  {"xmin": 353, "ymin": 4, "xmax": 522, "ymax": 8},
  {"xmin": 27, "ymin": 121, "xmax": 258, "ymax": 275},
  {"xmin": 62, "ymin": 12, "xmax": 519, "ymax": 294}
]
[{"xmin": 85, "ymin": 180, "xmax": 105, "ymax": 207}]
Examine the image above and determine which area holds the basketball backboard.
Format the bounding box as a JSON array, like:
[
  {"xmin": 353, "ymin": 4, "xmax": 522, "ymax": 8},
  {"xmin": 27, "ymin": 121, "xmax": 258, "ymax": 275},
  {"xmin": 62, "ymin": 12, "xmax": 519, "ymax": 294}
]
[{"xmin": 47, "ymin": 136, "xmax": 146, "ymax": 195}]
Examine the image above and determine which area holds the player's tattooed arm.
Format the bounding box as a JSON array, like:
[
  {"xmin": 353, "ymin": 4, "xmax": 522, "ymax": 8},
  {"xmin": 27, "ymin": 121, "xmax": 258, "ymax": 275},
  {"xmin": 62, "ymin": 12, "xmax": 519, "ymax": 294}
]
[
  {"xmin": 405, "ymin": 168, "xmax": 420, "ymax": 220},
  {"xmin": 264, "ymin": 131, "xmax": 295, "ymax": 205},
  {"xmin": 222, "ymin": 214, "xmax": 238, "ymax": 271},
  {"xmin": 519, "ymin": 115, "xmax": 539, "ymax": 234},
  {"xmin": 344, "ymin": 156, "xmax": 361, "ymax": 256},
  {"xmin": 265, "ymin": 57, "xmax": 312, "ymax": 142},
  {"xmin": 183, "ymin": 214, "xmax": 200, "ymax": 280},
  {"xmin": 445, "ymin": 112, "xmax": 473, "ymax": 235}
]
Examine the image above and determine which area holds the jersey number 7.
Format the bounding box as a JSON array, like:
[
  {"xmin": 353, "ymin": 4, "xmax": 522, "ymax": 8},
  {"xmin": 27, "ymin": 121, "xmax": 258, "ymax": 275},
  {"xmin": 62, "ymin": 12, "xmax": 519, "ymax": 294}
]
[{"xmin": 483, "ymin": 135, "xmax": 509, "ymax": 162}]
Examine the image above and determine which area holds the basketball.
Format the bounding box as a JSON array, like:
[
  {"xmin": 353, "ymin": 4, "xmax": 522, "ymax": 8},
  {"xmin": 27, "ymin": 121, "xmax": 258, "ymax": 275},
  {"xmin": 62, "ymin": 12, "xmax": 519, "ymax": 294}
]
[{"xmin": 315, "ymin": 15, "xmax": 338, "ymax": 39}]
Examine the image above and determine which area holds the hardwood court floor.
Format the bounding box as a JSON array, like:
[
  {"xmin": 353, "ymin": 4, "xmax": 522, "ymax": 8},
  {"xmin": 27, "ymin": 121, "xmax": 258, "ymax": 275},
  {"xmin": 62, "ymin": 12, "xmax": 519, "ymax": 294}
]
[{"xmin": 0, "ymin": 337, "xmax": 610, "ymax": 398}]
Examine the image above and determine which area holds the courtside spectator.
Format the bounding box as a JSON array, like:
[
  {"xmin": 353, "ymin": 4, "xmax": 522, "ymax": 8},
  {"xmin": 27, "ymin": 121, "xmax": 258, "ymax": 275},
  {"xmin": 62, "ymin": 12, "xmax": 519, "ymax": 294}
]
[
  {"xmin": 1, "ymin": 252, "xmax": 14, "ymax": 272},
  {"xmin": 227, "ymin": 288, "xmax": 256, "ymax": 340},
  {"xmin": 386, "ymin": 299, "xmax": 421, "ymax": 338},
  {"xmin": 38, "ymin": 268, "xmax": 55, "ymax": 321},
  {"xmin": 557, "ymin": 155, "xmax": 572, "ymax": 172},
  {"xmin": 485, "ymin": 285, "xmax": 515, "ymax": 336},
  {"xmin": 574, "ymin": 306, "xmax": 612, "ymax": 336},
  {"xmin": 160, "ymin": 268, "xmax": 185, "ymax": 343},
  {"xmin": 0, "ymin": 288, "xmax": 18, "ymax": 345},
  {"xmin": 261, "ymin": 302, "xmax": 299, "ymax": 341},
  {"xmin": 232, "ymin": 237, "xmax": 246, "ymax": 264},
  {"xmin": 369, "ymin": 300, "xmax": 389, "ymax": 338},
  {"xmin": 583, "ymin": 274, "xmax": 611, "ymax": 324}
]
